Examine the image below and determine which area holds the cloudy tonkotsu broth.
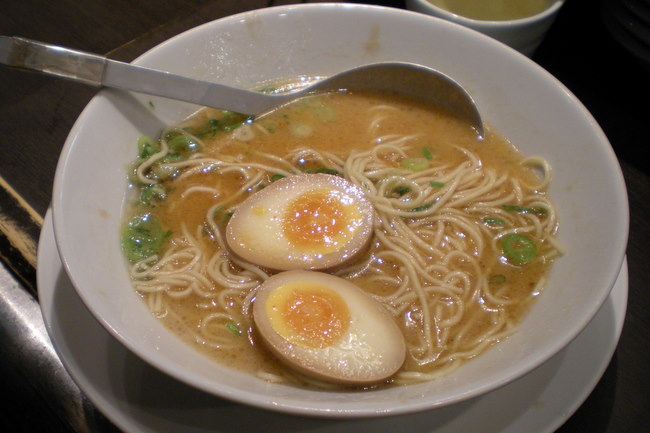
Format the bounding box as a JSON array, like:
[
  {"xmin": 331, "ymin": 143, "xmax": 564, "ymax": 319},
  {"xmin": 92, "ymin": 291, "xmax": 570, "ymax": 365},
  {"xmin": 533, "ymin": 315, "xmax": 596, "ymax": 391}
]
[{"xmin": 122, "ymin": 89, "xmax": 560, "ymax": 389}]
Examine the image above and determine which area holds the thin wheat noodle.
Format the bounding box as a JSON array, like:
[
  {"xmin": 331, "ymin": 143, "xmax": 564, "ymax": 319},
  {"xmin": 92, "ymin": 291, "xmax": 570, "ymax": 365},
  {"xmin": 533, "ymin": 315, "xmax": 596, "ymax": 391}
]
[{"xmin": 125, "ymin": 90, "xmax": 561, "ymax": 388}]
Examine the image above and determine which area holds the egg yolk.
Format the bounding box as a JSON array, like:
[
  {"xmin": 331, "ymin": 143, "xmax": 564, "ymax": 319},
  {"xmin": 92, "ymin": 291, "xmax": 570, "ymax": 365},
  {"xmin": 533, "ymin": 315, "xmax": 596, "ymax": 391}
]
[
  {"xmin": 282, "ymin": 188, "xmax": 360, "ymax": 253},
  {"xmin": 265, "ymin": 282, "xmax": 350, "ymax": 349}
]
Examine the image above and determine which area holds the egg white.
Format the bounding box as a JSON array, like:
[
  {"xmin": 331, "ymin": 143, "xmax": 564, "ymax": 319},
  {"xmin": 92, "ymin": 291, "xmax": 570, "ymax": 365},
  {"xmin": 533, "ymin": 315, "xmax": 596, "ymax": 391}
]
[
  {"xmin": 253, "ymin": 270, "xmax": 406, "ymax": 385},
  {"xmin": 226, "ymin": 174, "xmax": 374, "ymax": 270}
]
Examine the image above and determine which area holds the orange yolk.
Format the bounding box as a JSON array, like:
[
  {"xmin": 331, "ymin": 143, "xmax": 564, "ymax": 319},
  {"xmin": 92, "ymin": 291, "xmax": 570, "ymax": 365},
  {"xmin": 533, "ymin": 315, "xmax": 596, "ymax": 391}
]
[
  {"xmin": 282, "ymin": 188, "xmax": 359, "ymax": 253},
  {"xmin": 266, "ymin": 282, "xmax": 350, "ymax": 349}
]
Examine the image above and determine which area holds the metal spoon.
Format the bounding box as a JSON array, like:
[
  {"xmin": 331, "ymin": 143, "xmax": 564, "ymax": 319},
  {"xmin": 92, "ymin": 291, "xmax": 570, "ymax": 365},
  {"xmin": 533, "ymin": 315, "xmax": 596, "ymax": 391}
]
[{"xmin": 0, "ymin": 36, "xmax": 483, "ymax": 138}]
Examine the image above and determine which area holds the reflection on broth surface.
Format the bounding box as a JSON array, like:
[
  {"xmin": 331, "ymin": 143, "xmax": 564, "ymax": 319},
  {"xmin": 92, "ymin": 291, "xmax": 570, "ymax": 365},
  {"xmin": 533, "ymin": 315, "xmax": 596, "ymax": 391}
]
[{"xmin": 122, "ymin": 88, "xmax": 561, "ymax": 389}]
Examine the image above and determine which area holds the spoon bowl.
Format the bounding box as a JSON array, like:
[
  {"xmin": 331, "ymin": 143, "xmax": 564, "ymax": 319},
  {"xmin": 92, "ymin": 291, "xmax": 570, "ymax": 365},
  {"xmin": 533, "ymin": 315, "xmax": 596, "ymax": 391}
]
[
  {"xmin": 288, "ymin": 62, "xmax": 484, "ymax": 138},
  {"xmin": 0, "ymin": 36, "xmax": 483, "ymax": 138}
]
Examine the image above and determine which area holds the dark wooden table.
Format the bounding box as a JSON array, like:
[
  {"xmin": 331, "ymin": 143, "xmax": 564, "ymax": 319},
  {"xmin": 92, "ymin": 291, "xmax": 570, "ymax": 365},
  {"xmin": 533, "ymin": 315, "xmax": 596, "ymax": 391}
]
[{"xmin": 1, "ymin": 1, "xmax": 648, "ymax": 432}]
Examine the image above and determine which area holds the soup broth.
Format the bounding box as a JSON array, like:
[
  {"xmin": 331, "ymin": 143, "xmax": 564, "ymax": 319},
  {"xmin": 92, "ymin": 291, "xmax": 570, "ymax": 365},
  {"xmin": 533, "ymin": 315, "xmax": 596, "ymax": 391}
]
[
  {"xmin": 122, "ymin": 89, "xmax": 560, "ymax": 388},
  {"xmin": 428, "ymin": 0, "xmax": 553, "ymax": 21}
]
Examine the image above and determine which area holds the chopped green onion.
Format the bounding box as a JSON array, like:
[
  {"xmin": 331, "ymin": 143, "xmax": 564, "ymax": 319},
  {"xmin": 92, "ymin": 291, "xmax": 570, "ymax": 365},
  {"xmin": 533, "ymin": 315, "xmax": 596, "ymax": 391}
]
[
  {"xmin": 501, "ymin": 204, "xmax": 546, "ymax": 215},
  {"xmin": 199, "ymin": 112, "xmax": 253, "ymax": 135},
  {"xmin": 429, "ymin": 181, "xmax": 445, "ymax": 188},
  {"xmin": 127, "ymin": 160, "xmax": 141, "ymax": 184},
  {"xmin": 161, "ymin": 152, "xmax": 183, "ymax": 164},
  {"xmin": 306, "ymin": 168, "xmax": 341, "ymax": 176},
  {"xmin": 220, "ymin": 111, "xmax": 252, "ymax": 131},
  {"xmin": 421, "ymin": 147, "xmax": 434, "ymax": 160},
  {"xmin": 167, "ymin": 133, "xmax": 200, "ymax": 153},
  {"xmin": 151, "ymin": 162, "xmax": 178, "ymax": 180},
  {"xmin": 400, "ymin": 157, "xmax": 429, "ymax": 172},
  {"xmin": 121, "ymin": 213, "xmax": 170, "ymax": 263},
  {"xmin": 482, "ymin": 217, "xmax": 507, "ymax": 226},
  {"xmin": 140, "ymin": 184, "xmax": 166, "ymax": 205},
  {"xmin": 393, "ymin": 186, "xmax": 411, "ymax": 196},
  {"xmin": 225, "ymin": 321, "xmax": 242, "ymax": 336},
  {"xmin": 270, "ymin": 174, "xmax": 286, "ymax": 182},
  {"xmin": 208, "ymin": 118, "xmax": 220, "ymax": 136},
  {"xmin": 137, "ymin": 135, "xmax": 160, "ymax": 159},
  {"xmin": 188, "ymin": 112, "xmax": 255, "ymax": 138},
  {"xmin": 212, "ymin": 206, "xmax": 234, "ymax": 226},
  {"xmin": 501, "ymin": 233, "xmax": 537, "ymax": 265},
  {"xmin": 409, "ymin": 203, "xmax": 433, "ymax": 212},
  {"xmin": 212, "ymin": 205, "xmax": 234, "ymax": 226},
  {"xmin": 489, "ymin": 274, "xmax": 507, "ymax": 285}
]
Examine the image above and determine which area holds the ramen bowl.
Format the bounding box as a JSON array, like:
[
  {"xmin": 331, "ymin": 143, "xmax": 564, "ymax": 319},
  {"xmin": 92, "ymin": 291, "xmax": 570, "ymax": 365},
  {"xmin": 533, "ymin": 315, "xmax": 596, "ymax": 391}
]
[
  {"xmin": 51, "ymin": 3, "xmax": 628, "ymax": 417},
  {"xmin": 406, "ymin": 0, "xmax": 565, "ymax": 56}
]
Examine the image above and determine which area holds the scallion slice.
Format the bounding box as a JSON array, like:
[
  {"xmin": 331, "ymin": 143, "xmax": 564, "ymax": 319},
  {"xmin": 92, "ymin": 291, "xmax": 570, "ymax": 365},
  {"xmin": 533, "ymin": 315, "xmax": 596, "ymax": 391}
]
[
  {"xmin": 306, "ymin": 168, "xmax": 340, "ymax": 176},
  {"xmin": 225, "ymin": 321, "xmax": 242, "ymax": 336},
  {"xmin": 482, "ymin": 217, "xmax": 507, "ymax": 226},
  {"xmin": 409, "ymin": 203, "xmax": 432, "ymax": 212},
  {"xmin": 501, "ymin": 233, "xmax": 537, "ymax": 265},
  {"xmin": 400, "ymin": 157, "xmax": 429, "ymax": 171}
]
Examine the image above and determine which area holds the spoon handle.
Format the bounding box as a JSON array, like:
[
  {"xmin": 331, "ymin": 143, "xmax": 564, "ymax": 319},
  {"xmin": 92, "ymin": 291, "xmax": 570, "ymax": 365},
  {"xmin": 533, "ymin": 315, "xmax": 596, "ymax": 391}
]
[
  {"xmin": 0, "ymin": 36, "xmax": 106, "ymax": 85},
  {"xmin": 0, "ymin": 36, "xmax": 280, "ymax": 115}
]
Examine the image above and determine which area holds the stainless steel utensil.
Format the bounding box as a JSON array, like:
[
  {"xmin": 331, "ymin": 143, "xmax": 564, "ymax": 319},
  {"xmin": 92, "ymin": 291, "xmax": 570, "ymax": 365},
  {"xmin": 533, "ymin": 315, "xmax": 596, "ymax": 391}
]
[{"xmin": 0, "ymin": 36, "xmax": 483, "ymax": 138}]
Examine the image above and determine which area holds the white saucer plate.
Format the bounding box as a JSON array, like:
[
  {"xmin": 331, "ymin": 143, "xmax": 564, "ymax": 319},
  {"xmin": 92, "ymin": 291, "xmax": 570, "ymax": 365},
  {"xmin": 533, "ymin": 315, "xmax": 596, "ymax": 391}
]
[{"xmin": 37, "ymin": 209, "xmax": 627, "ymax": 433}]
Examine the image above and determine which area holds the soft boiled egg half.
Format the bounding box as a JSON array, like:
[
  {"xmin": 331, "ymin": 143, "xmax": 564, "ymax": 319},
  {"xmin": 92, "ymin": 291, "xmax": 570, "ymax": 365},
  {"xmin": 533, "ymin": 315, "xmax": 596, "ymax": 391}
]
[
  {"xmin": 253, "ymin": 270, "xmax": 406, "ymax": 385},
  {"xmin": 226, "ymin": 173, "xmax": 374, "ymax": 270}
]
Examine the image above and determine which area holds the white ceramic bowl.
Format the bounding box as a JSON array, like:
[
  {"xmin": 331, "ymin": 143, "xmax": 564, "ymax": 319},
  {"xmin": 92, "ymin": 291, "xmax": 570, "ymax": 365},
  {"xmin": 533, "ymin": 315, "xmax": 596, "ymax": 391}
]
[
  {"xmin": 406, "ymin": 0, "xmax": 565, "ymax": 56},
  {"xmin": 51, "ymin": 3, "xmax": 628, "ymax": 418}
]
